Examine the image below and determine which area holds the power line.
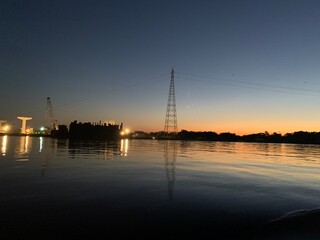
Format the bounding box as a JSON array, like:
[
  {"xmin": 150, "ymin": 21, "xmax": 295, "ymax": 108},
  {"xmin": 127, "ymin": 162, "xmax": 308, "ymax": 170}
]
[
  {"xmin": 24, "ymin": 72, "xmax": 169, "ymax": 117},
  {"xmin": 176, "ymin": 71, "xmax": 320, "ymax": 97}
]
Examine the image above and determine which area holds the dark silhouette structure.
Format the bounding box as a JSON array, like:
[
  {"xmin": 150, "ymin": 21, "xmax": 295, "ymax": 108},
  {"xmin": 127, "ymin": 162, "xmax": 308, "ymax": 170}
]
[
  {"xmin": 51, "ymin": 125, "xmax": 69, "ymax": 138},
  {"xmin": 68, "ymin": 121, "xmax": 122, "ymax": 140},
  {"xmin": 164, "ymin": 68, "xmax": 178, "ymax": 133},
  {"xmin": 130, "ymin": 130, "xmax": 320, "ymax": 144},
  {"xmin": 46, "ymin": 97, "xmax": 57, "ymax": 130}
]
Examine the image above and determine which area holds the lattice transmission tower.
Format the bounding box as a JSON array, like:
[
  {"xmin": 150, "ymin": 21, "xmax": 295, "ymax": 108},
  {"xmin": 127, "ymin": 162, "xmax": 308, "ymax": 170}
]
[{"xmin": 164, "ymin": 68, "xmax": 178, "ymax": 133}]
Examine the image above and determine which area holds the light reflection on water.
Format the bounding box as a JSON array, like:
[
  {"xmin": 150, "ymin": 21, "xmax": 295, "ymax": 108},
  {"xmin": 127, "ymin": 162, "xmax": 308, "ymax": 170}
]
[
  {"xmin": 120, "ymin": 138, "xmax": 129, "ymax": 156},
  {"xmin": 11, "ymin": 136, "xmax": 32, "ymax": 161},
  {"xmin": 39, "ymin": 137, "xmax": 43, "ymax": 153},
  {"xmin": 1, "ymin": 136, "xmax": 320, "ymax": 183},
  {"xmin": 1, "ymin": 136, "xmax": 320, "ymax": 238},
  {"xmin": 1, "ymin": 135, "xmax": 7, "ymax": 156}
]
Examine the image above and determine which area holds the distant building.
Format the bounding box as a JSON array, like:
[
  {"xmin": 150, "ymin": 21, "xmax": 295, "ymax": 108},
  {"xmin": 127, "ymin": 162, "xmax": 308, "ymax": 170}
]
[{"xmin": 68, "ymin": 121, "xmax": 123, "ymax": 140}]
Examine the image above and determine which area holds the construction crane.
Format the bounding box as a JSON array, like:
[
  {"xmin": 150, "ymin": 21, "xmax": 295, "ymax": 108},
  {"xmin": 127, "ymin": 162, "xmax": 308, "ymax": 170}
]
[{"xmin": 46, "ymin": 97, "xmax": 57, "ymax": 130}]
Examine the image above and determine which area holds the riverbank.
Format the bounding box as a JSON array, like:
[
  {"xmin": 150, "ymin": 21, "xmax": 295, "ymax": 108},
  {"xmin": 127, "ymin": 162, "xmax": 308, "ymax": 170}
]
[
  {"xmin": 4, "ymin": 129, "xmax": 320, "ymax": 145},
  {"xmin": 131, "ymin": 130, "xmax": 320, "ymax": 144}
]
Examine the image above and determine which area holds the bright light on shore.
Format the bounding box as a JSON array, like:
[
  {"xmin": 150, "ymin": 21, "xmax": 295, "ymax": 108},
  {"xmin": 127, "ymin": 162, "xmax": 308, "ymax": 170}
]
[
  {"xmin": 3, "ymin": 125, "xmax": 9, "ymax": 132},
  {"xmin": 121, "ymin": 129, "xmax": 130, "ymax": 136}
]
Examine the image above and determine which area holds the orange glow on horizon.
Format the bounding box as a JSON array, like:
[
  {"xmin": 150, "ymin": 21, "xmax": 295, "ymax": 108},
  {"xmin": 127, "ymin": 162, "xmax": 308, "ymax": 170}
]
[{"xmin": 134, "ymin": 121, "xmax": 320, "ymax": 135}]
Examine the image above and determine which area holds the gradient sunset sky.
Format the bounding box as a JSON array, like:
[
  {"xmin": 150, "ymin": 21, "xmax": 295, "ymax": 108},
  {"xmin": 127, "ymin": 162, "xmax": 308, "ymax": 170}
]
[{"xmin": 2, "ymin": 0, "xmax": 320, "ymax": 134}]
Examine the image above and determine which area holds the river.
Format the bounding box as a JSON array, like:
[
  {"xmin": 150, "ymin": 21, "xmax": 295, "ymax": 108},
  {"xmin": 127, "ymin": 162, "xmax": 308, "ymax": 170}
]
[{"xmin": 1, "ymin": 136, "xmax": 320, "ymax": 239}]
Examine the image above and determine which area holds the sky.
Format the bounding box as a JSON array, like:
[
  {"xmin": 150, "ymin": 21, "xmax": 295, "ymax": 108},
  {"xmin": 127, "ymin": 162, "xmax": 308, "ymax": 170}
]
[{"xmin": 2, "ymin": 0, "xmax": 320, "ymax": 134}]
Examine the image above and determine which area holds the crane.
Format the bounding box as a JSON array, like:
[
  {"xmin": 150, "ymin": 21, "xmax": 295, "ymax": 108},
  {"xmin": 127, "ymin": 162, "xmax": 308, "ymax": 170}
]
[{"xmin": 46, "ymin": 97, "xmax": 57, "ymax": 130}]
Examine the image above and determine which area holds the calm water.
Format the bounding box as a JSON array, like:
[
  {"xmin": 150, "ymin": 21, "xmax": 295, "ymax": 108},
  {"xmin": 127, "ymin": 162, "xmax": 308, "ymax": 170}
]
[{"xmin": 1, "ymin": 136, "xmax": 320, "ymax": 239}]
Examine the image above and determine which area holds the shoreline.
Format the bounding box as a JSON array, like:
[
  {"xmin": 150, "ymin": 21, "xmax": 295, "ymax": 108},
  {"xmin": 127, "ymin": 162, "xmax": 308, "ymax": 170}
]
[{"xmin": 2, "ymin": 133, "xmax": 320, "ymax": 145}]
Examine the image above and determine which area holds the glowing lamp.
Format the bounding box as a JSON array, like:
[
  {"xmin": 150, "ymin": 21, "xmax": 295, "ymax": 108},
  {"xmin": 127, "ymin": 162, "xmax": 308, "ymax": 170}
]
[{"xmin": 3, "ymin": 125, "xmax": 9, "ymax": 132}]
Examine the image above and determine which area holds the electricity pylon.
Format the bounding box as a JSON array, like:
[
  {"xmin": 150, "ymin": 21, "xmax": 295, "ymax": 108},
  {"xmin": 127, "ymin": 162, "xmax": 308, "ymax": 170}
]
[{"xmin": 164, "ymin": 68, "xmax": 178, "ymax": 133}]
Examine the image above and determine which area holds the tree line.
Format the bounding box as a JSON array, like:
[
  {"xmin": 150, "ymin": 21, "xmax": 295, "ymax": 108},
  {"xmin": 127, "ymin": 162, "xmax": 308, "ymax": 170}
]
[{"xmin": 131, "ymin": 130, "xmax": 320, "ymax": 144}]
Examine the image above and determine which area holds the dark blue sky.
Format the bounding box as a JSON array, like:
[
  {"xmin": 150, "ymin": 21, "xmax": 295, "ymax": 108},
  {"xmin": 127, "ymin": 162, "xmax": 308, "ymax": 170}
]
[{"xmin": 2, "ymin": 0, "xmax": 320, "ymax": 133}]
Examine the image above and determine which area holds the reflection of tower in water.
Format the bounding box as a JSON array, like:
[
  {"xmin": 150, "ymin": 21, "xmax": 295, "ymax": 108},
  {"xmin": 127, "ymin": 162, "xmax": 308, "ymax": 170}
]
[
  {"xmin": 20, "ymin": 136, "xmax": 29, "ymax": 153},
  {"xmin": 164, "ymin": 141, "xmax": 177, "ymax": 202},
  {"xmin": 14, "ymin": 136, "xmax": 32, "ymax": 161}
]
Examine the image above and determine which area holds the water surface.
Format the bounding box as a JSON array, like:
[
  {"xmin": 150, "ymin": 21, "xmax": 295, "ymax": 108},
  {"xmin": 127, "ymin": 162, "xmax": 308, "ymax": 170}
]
[{"xmin": 1, "ymin": 136, "xmax": 320, "ymax": 239}]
